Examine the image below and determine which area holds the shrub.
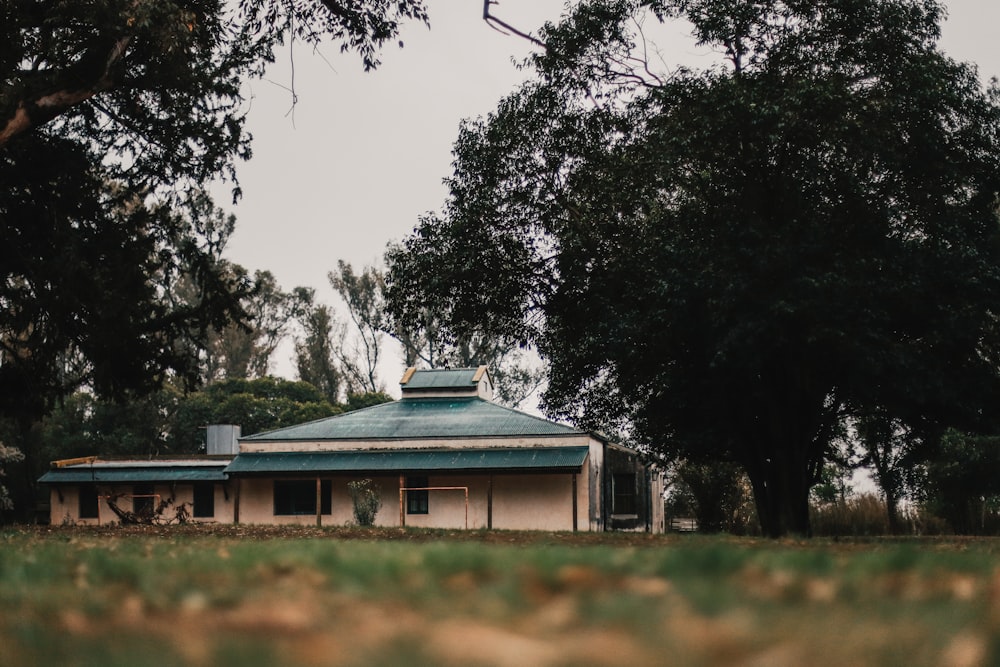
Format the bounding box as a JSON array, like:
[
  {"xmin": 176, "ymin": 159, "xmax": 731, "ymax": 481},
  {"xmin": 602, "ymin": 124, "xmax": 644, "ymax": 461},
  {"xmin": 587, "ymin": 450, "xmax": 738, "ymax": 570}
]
[
  {"xmin": 811, "ymin": 493, "xmax": 890, "ymax": 536},
  {"xmin": 665, "ymin": 461, "xmax": 759, "ymax": 534},
  {"xmin": 347, "ymin": 479, "xmax": 382, "ymax": 526}
]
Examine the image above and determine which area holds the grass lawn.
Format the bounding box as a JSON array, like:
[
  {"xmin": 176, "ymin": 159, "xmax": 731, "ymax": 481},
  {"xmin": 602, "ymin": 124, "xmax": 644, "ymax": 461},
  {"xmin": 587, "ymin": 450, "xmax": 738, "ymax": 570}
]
[{"xmin": 2, "ymin": 525, "xmax": 999, "ymax": 666}]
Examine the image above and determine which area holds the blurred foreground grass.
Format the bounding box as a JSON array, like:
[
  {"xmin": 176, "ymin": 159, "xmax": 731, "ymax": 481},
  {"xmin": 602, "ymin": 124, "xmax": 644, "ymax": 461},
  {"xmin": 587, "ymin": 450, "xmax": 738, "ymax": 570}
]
[{"xmin": 2, "ymin": 526, "xmax": 1000, "ymax": 666}]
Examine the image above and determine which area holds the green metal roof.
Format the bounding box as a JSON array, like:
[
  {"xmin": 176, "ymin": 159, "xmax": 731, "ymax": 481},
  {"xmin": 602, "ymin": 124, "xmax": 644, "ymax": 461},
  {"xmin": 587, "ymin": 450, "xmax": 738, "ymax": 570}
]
[
  {"xmin": 241, "ymin": 397, "xmax": 587, "ymax": 442},
  {"xmin": 402, "ymin": 368, "xmax": 481, "ymax": 390},
  {"xmin": 225, "ymin": 447, "xmax": 590, "ymax": 475},
  {"xmin": 39, "ymin": 464, "xmax": 229, "ymax": 484}
]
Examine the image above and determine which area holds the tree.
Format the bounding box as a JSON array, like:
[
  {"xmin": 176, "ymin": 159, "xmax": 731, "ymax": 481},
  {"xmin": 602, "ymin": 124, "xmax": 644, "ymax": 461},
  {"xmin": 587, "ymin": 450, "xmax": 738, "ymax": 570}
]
[
  {"xmin": 386, "ymin": 243, "xmax": 545, "ymax": 408},
  {"xmin": 201, "ymin": 270, "xmax": 311, "ymax": 382},
  {"xmin": 666, "ymin": 460, "xmax": 751, "ymax": 534},
  {"xmin": 388, "ymin": 304, "xmax": 544, "ymax": 408},
  {"xmin": 0, "ymin": 441, "xmax": 25, "ymax": 517},
  {"xmin": 1, "ymin": 1, "xmax": 428, "ymax": 151},
  {"xmin": 0, "ymin": 142, "xmax": 248, "ymax": 423},
  {"xmin": 168, "ymin": 377, "xmax": 341, "ymax": 446},
  {"xmin": 1, "ymin": 0, "xmax": 427, "ymax": 425},
  {"xmin": 853, "ymin": 409, "xmax": 929, "ymax": 534},
  {"xmin": 386, "ymin": 0, "xmax": 1000, "ymax": 536},
  {"xmin": 294, "ymin": 297, "xmax": 345, "ymax": 404},
  {"xmin": 343, "ymin": 391, "xmax": 394, "ymax": 412},
  {"xmin": 922, "ymin": 430, "xmax": 1000, "ymax": 534},
  {"xmin": 329, "ymin": 261, "xmax": 387, "ymax": 393}
]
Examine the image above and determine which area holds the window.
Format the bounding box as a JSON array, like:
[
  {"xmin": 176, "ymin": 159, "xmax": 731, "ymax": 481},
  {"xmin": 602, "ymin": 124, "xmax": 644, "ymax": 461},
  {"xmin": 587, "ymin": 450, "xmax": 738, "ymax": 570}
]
[
  {"xmin": 79, "ymin": 484, "xmax": 99, "ymax": 519},
  {"xmin": 612, "ymin": 473, "xmax": 637, "ymax": 515},
  {"xmin": 133, "ymin": 483, "xmax": 155, "ymax": 516},
  {"xmin": 274, "ymin": 480, "xmax": 332, "ymax": 516},
  {"xmin": 406, "ymin": 476, "xmax": 429, "ymax": 515},
  {"xmin": 193, "ymin": 482, "xmax": 215, "ymax": 518}
]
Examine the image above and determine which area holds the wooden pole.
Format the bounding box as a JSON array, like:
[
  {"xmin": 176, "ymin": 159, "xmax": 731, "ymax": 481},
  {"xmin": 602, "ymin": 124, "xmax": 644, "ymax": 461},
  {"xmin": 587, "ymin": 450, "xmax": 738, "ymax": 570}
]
[
  {"xmin": 233, "ymin": 478, "xmax": 241, "ymax": 525},
  {"xmin": 487, "ymin": 475, "xmax": 493, "ymax": 530},
  {"xmin": 315, "ymin": 477, "xmax": 322, "ymax": 527},
  {"xmin": 399, "ymin": 475, "xmax": 405, "ymax": 528},
  {"xmin": 572, "ymin": 473, "xmax": 578, "ymax": 532}
]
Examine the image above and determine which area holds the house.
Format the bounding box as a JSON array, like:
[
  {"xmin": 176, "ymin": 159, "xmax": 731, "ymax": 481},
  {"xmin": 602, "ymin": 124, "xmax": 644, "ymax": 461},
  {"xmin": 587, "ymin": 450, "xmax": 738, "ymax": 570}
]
[
  {"xmin": 229, "ymin": 367, "xmax": 664, "ymax": 531},
  {"xmin": 40, "ymin": 367, "xmax": 665, "ymax": 532}
]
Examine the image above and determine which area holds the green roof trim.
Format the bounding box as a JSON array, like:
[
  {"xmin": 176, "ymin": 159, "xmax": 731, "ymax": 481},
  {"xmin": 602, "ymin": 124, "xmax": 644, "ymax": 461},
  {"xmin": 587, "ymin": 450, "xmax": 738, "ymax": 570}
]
[
  {"xmin": 224, "ymin": 447, "xmax": 590, "ymax": 475},
  {"xmin": 242, "ymin": 397, "xmax": 586, "ymax": 441},
  {"xmin": 39, "ymin": 465, "xmax": 229, "ymax": 484}
]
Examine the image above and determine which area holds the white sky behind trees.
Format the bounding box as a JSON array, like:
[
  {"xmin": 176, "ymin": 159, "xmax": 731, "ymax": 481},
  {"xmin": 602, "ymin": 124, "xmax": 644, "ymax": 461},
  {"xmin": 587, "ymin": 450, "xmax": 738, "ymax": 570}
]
[{"xmin": 214, "ymin": 0, "xmax": 1000, "ymax": 389}]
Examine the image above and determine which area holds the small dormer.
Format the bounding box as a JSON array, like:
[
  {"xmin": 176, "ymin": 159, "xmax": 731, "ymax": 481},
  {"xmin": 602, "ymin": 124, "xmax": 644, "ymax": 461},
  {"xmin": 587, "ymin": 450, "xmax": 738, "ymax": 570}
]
[{"xmin": 399, "ymin": 366, "xmax": 494, "ymax": 401}]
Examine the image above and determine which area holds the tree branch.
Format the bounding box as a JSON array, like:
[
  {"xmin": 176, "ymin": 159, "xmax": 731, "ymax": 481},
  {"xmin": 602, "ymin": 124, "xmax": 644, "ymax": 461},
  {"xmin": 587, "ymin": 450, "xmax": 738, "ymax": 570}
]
[
  {"xmin": 482, "ymin": 0, "xmax": 546, "ymax": 49},
  {"xmin": 0, "ymin": 35, "xmax": 131, "ymax": 148}
]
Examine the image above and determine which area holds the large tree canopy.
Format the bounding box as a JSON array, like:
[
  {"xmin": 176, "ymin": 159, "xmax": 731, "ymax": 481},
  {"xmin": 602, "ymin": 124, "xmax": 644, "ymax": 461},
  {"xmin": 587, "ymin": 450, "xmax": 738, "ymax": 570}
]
[
  {"xmin": 386, "ymin": 0, "xmax": 1000, "ymax": 536},
  {"xmin": 0, "ymin": 0, "xmax": 428, "ymax": 160},
  {"xmin": 1, "ymin": 0, "xmax": 427, "ymax": 421}
]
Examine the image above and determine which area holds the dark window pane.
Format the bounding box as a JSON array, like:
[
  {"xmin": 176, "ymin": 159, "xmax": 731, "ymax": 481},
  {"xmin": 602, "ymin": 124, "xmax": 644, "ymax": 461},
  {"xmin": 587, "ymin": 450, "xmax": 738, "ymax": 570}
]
[
  {"xmin": 612, "ymin": 473, "xmax": 637, "ymax": 515},
  {"xmin": 79, "ymin": 484, "xmax": 99, "ymax": 519},
  {"xmin": 274, "ymin": 480, "xmax": 332, "ymax": 515},
  {"xmin": 133, "ymin": 483, "xmax": 155, "ymax": 517},
  {"xmin": 321, "ymin": 480, "xmax": 332, "ymax": 515},
  {"xmin": 406, "ymin": 476, "xmax": 428, "ymax": 515},
  {"xmin": 193, "ymin": 482, "xmax": 215, "ymax": 518}
]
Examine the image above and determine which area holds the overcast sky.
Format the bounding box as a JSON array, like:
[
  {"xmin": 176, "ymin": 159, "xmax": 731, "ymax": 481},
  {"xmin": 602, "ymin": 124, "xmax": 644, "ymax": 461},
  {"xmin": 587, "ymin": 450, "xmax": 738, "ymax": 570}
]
[{"xmin": 215, "ymin": 0, "xmax": 1000, "ymax": 387}]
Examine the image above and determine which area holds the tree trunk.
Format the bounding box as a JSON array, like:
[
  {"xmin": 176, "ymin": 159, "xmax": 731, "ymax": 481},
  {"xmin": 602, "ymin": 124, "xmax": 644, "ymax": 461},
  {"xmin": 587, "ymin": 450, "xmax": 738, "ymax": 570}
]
[
  {"xmin": 885, "ymin": 489, "xmax": 900, "ymax": 535},
  {"xmin": 748, "ymin": 464, "xmax": 812, "ymax": 538},
  {"xmin": 869, "ymin": 443, "xmax": 905, "ymax": 535},
  {"xmin": 731, "ymin": 355, "xmax": 834, "ymax": 538},
  {"xmin": 743, "ymin": 433, "xmax": 817, "ymax": 538}
]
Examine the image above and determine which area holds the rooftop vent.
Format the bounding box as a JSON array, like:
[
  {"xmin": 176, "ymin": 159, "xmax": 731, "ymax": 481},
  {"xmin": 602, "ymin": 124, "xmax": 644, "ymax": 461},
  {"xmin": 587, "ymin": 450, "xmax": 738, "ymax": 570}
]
[{"xmin": 399, "ymin": 366, "xmax": 493, "ymax": 401}]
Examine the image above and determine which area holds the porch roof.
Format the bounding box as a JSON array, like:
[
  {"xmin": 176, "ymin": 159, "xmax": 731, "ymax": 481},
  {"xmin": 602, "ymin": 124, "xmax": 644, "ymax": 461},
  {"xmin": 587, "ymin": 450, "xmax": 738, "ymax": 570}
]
[
  {"xmin": 39, "ymin": 464, "xmax": 229, "ymax": 484},
  {"xmin": 224, "ymin": 446, "xmax": 590, "ymax": 475}
]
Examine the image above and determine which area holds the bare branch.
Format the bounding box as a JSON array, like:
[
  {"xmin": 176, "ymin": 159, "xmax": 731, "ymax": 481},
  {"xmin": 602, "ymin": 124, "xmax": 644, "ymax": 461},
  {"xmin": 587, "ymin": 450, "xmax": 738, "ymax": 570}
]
[{"xmin": 482, "ymin": 0, "xmax": 546, "ymax": 49}]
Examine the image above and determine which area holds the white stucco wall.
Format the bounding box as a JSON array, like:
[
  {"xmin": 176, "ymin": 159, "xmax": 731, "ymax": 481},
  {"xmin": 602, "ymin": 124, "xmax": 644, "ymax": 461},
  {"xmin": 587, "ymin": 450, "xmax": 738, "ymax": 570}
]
[
  {"xmin": 232, "ymin": 467, "xmax": 595, "ymax": 531},
  {"xmin": 49, "ymin": 483, "xmax": 234, "ymax": 525}
]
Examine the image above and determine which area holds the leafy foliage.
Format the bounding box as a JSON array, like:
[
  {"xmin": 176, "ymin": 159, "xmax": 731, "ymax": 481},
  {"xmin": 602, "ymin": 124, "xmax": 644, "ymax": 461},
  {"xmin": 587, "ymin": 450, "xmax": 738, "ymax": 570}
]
[
  {"xmin": 0, "ymin": 442, "xmax": 24, "ymax": 513},
  {"xmin": 386, "ymin": 0, "xmax": 1000, "ymax": 536},
  {"xmin": 169, "ymin": 377, "xmax": 341, "ymax": 444},
  {"xmin": 853, "ymin": 409, "xmax": 928, "ymax": 532},
  {"xmin": 922, "ymin": 430, "xmax": 1000, "ymax": 534},
  {"xmin": 381, "ymin": 245, "xmax": 545, "ymax": 408},
  {"xmin": 0, "ymin": 137, "xmax": 248, "ymax": 421},
  {"xmin": 665, "ymin": 461, "xmax": 755, "ymax": 534},
  {"xmin": 1, "ymin": 0, "xmax": 426, "ymax": 423},
  {"xmin": 343, "ymin": 391, "xmax": 394, "ymax": 413},
  {"xmin": 347, "ymin": 478, "xmax": 382, "ymax": 526},
  {"xmin": 294, "ymin": 300, "xmax": 345, "ymax": 404},
  {"xmin": 199, "ymin": 269, "xmax": 311, "ymax": 382},
  {"xmin": 329, "ymin": 261, "xmax": 388, "ymax": 394}
]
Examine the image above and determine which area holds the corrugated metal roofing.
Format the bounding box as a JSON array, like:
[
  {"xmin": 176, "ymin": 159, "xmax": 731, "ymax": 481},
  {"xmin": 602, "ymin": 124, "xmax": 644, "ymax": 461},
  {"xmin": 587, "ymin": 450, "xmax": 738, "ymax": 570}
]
[
  {"xmin": 242, "ymin": 397, "xmax": 586, "ymax": 441},
  {"xmin": 39, "ymin": 465, "xmax": 229, "ymax": 484},
  {"xmin": 225, "ymin": 447, "xmax": 590, "ymax": 474}
]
